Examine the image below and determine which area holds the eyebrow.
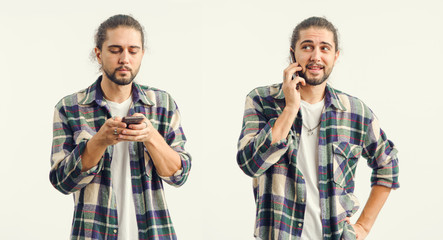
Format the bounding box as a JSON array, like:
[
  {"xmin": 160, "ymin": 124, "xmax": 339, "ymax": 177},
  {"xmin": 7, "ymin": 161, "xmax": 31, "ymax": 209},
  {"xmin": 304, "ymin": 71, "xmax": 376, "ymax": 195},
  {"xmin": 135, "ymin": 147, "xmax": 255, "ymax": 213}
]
[
  {"xmin": 300, "ymin": 40, "xmax": 333, "ymax": 48},
  {"xmin": 107, "ymin": 45, "xmax": 141, "ymax": 49}
]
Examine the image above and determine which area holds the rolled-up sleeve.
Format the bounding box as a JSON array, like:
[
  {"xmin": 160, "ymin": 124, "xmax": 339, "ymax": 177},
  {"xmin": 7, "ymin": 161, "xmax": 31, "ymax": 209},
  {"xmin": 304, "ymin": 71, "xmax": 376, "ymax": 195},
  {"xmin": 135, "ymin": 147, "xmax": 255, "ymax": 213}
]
[
  {"xmin": 49, "ymin": 106, "xmax": 103, "ymax": 195},
  {"xmin": 362, "ymin": 114, "xmax": 399, "ymax": 189},
  {"xmin": 158, "ymin": 99, "xmax": 191, "ymax": 187},
  {"xmin": 237, "ymin": 93, "xmax": 290, "ymax": 178}
]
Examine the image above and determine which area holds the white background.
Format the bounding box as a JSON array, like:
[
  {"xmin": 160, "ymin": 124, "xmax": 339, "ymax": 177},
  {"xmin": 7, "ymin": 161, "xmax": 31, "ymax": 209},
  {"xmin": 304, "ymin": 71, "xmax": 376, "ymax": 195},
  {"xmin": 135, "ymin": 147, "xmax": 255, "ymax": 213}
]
[{"xmin": 1, "ymin": 0, "xmax": 442, "ymax": 239}]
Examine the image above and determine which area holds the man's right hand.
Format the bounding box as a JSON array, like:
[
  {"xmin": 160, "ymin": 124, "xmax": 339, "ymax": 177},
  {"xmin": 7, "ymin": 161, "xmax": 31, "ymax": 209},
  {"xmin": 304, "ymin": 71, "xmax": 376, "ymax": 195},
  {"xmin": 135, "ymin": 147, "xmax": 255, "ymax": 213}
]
[
  {"xmin": 270, "ymin": 63, "xmax": 306, "ymax": 145},
  {"xmin": 282, "ymin": 62, "xmax": 306, "ymax": 110},
  {"xmin": 81, "ymin": 117, "xmax": 127, "ymax": 172},
  {"xmin": 92, "ymin": 117, "xmax": 128, "ymax": 147}
]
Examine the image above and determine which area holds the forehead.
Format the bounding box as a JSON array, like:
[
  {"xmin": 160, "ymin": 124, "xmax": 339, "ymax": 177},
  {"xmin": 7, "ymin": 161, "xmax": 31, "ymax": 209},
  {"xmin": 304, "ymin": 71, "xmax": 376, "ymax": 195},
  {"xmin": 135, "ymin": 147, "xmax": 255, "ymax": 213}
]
[
  {"xmin": 297, "ymin": 27, "xmax": 335, "ymax": 48},
  {"xmin": 104, "ymin": 27, "xmax": 143, "ymax": 47}
]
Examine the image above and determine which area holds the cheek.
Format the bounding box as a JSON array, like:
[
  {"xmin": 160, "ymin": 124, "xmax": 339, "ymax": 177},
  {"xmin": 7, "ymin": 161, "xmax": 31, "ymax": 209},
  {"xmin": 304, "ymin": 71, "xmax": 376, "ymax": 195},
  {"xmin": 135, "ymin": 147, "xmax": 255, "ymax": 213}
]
[
  {"xmin": 325, "ymin": 54, "xmax": 337, "ymax": 65},
  {"xmin": 295, "ymin": 55, "xmax": 308, "ymax": 66},
  {"xmin": 132, "ymin": 57, "xmax": 143, "ymax": 66}
]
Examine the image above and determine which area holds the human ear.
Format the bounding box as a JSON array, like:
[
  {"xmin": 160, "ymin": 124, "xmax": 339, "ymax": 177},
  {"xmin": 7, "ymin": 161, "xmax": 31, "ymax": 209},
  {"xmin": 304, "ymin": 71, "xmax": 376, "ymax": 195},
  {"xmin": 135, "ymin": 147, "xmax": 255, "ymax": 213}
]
[
  {"xmin": 94, "ymin": 47, "xmax": 102, "ymax": 64},
  {"xmin": 334, "ymin": 50, "xmax": 340, "ymax": 64}
]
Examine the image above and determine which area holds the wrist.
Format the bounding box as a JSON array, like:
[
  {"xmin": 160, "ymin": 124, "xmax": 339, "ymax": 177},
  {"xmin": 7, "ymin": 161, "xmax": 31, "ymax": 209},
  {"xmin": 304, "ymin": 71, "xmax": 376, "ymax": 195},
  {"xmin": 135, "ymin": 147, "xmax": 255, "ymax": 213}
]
[
  {"xmin": 283, "ymin": 103, "xmax": 300, "ymax": 115},
  {"xmin": 89, "ymin": 135, "xmax": 108, "ymax": 150},
  {"xmin": 355, "ymin": 222, "xmax": 370, "ymax": 234},
  {"xmin": 143, "ymin": 129, "xmax": 160, "ymax": 147}
]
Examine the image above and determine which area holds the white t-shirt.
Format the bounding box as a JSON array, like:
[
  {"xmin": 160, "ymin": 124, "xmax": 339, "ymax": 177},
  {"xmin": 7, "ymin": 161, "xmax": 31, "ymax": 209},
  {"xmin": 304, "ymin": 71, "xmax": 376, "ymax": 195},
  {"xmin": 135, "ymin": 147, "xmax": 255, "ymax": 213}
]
[
  {"xmin": 298, "ymin": 99, "xmax": 325, "ymax": 239},
  {"xmin": 107, "ymin": 96, "xmax": 139, "ymax": 239}
]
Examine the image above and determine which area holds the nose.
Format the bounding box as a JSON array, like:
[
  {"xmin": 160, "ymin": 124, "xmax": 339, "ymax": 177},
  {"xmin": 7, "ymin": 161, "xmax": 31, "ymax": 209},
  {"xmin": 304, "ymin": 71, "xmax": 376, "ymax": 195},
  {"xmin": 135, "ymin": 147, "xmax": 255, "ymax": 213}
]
[
  {"xmin": 310, "ymin": 48, "xmax": 321, "ymax": 62},
  {"xmin": 119, "ymin": 50, "xmax": 129, "ymax": 64}
]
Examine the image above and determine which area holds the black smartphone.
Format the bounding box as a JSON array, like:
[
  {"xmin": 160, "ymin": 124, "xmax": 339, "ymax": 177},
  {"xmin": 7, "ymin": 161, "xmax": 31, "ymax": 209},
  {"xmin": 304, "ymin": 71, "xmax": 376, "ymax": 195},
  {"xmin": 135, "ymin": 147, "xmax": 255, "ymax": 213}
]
[
  {"xmin": 122, "ymin": 116, "xmax": 144, "ymax": 126},
  {"xmin": 290, "ymin": 48, "xmax": 301, "ymax": 90},
  {"xmin": 290, "ymin": 49, "xmax": 297, "ymax": 65}
]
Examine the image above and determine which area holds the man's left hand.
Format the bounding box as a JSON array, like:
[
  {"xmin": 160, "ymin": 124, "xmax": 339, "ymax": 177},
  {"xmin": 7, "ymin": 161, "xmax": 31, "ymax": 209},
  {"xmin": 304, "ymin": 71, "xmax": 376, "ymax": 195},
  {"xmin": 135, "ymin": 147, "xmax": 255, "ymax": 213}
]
[
  {"xmin": 118, "ymin": 113, "xmax": 155, "ymax": 143},
  {"xmin": 352, "ymin": 223, "xmax": 369, "ymax": 240}
]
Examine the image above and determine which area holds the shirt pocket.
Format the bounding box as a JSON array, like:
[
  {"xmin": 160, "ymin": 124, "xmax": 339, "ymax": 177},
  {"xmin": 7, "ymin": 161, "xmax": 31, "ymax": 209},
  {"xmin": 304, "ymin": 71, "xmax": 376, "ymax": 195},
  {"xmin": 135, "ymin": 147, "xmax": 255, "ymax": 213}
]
[{"xmin": 332, "ymin": 142, "xmax": 362, "ymax": 191}]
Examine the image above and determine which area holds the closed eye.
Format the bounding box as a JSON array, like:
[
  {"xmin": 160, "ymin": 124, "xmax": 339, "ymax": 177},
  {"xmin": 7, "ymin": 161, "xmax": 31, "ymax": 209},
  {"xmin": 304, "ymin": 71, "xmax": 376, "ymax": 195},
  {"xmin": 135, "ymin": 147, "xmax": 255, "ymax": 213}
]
[
  {"xmin": 108, "ymin": 47, "xmax": 122, "ymax": 54},
  {"xmin": 129, "ymin": 48, "xmax": 140, "ymax": 54}
]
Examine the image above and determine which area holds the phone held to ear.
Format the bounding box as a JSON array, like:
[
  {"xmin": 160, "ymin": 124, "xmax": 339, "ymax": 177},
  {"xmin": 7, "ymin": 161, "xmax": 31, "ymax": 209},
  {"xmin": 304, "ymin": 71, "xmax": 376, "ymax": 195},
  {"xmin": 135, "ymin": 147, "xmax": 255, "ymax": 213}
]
[{"xmin": 290, "ymin": 48, "xmax": 301, "ymax": 90}]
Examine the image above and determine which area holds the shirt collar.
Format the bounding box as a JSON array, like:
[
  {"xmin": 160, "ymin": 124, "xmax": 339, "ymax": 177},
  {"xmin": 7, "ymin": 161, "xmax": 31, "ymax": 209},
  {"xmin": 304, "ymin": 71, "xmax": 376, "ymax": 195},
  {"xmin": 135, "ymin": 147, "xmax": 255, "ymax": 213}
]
[
  {"xmin": 78, "ymin": 76, "xmax": 154, "ymax": 106},
  {"xmin": 324, "ymin": 84, "xmax": 347, "ymax": 111},
  {"xmin": 271, "ymin": 83, "xmax": 347, "ymax": 111}
]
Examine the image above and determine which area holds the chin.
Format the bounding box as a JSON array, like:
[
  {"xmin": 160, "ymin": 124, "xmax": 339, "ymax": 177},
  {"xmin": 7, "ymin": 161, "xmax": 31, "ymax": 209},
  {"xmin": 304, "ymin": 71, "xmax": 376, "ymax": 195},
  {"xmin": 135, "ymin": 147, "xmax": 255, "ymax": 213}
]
[{"xmin": 305, "ymin": 77, "xmax": 327, "ymax": 86}]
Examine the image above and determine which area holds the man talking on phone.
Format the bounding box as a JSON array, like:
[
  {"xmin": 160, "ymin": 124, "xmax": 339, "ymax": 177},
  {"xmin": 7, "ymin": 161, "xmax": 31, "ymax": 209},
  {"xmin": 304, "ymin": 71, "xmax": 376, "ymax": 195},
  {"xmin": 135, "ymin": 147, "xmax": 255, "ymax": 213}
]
[
  {"xmin": 237, "ymin": 17, "xmax": 399, "ymax": 240},
  {"xmin": 50, "ymin": 14, "xmax": 191, "ymax": 239}
]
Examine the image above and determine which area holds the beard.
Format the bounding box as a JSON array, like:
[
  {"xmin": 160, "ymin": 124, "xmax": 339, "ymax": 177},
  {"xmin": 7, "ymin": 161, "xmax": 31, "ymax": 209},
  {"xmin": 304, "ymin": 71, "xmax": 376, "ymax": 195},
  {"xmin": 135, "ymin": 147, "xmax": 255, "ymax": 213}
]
[
  {"xmin": 103, "ymin": 66, "xmax": 138, "ymax": 86},
  {"xmin": 299, "ymin": 63, "xmax": 333, "ymax": 86}
]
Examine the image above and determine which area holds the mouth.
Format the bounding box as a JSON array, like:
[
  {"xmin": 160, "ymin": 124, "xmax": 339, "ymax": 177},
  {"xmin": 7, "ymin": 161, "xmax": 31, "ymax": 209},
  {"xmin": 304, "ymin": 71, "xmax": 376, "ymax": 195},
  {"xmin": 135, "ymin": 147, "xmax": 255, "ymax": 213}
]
[
  {"xmin": 306, "ymin": 64, "xmax": 324, "ymax": 75},
  {"xmin": 116, "ymin": 66, "xmax": 132, "ymax": 72}
]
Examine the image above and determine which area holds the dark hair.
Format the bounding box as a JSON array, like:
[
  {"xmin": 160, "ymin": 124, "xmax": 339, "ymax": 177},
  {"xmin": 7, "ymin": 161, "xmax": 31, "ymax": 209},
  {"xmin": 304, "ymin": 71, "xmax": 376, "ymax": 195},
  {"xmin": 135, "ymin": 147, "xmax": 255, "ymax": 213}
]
[
  {"xmin": 290, "ymin": 16, "xmax": 339, "ymax": 52},
  {"xmin": 94, "ymin": 14, "xmax": 146, "ymax": 50}
]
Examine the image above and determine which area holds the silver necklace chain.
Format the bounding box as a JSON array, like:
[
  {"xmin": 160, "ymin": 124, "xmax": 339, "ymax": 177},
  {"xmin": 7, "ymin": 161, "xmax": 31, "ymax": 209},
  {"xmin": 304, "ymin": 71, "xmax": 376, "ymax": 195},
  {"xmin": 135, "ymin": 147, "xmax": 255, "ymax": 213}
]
[
  {"xmin": 302, "ymin": 121, "xmax": 321, "ymax": 136},
  {"xmin": 301, "ymin": 103, "xmax": 324, "ymax": 136}
]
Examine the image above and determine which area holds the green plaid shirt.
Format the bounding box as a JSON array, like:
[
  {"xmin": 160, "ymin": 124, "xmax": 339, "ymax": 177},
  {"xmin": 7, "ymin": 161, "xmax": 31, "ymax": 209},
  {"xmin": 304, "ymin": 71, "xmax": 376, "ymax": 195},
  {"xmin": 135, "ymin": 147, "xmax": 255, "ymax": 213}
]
[
  {"xmin": 50, "ymin": 77, "xmax": 191, "ymax": 240},
  {"xmin": 237, "ymin": 83, "xmax": 399, "ymax": 240}
]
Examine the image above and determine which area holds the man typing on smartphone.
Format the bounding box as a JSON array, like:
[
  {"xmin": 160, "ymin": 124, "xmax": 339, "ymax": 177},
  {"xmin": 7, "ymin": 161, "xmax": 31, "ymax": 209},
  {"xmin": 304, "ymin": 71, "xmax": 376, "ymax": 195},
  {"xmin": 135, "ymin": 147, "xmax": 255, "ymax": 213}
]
[{"xmin": 50, "ymin": 14, "xmax": 191, "ymax": 240}]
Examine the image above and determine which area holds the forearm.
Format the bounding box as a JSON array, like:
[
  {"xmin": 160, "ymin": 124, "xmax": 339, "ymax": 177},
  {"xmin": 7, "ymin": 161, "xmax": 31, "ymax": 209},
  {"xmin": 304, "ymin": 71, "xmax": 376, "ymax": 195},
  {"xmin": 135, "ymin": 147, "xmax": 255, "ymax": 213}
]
[
  {"xmin": 356, "ymin": 185, "xmax": 392, "ymax": 233},
  {"xmin": 81, "ymin": 137, "xmax": 107, "ymax": 172},
  {"xmin": 271, "ymin": 106, "xmax": 298, "ymax": 144},
  {"xmin": 50, "ymin": 139, "xmax": 100, "ymax": 194},
  {"xmin": 237, "ymin": 118, "xmax": 291, "ymax": 177},
  {"xmin": 144, "ymin": 130, "xmax": 181, "ymax": 177}
]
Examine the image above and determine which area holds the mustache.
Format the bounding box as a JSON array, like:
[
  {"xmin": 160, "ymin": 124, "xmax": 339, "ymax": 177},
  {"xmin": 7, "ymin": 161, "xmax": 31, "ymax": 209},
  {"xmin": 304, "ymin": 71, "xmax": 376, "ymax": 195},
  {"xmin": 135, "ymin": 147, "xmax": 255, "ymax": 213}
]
[
  {"xmin": 306, "ymin": 63, "xmax": 325, "ymax": 69},
  {"xmin": 115, "ymin": 66, "xmax": 132, "ymax": 71}
]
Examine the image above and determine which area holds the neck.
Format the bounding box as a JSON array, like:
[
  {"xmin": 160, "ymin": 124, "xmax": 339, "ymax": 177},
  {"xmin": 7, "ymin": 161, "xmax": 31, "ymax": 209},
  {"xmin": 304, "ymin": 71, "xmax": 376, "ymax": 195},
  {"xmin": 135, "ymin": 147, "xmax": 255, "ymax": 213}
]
[
  {"xmin": 100, "ymin": 76, "xmax": 133, "ymax": 103},
  {"xmin": 300, "ymin": 81, "xmax": 327, "ymax": 104}
]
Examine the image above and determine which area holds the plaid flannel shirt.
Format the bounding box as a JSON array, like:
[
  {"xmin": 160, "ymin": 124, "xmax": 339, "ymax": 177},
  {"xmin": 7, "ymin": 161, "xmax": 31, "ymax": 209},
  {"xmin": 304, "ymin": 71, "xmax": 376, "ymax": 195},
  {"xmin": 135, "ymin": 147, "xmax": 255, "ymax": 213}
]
[
  {"xmin": 50, "ymin": 77, "xmax": 191, "ymax": 240},
  {"xmin": 237, "ymin": 83, "xmax": 399, "ymax": 240}
]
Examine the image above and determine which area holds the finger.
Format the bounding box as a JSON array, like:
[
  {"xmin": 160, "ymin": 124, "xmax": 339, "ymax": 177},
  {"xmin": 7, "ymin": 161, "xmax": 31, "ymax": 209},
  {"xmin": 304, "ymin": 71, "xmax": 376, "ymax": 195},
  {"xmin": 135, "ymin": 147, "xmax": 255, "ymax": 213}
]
[
  {"xmin": 131, "ymin": 113, "xmax": 145, "ymax": 117},
  {"xmin": 284, "ymin": 68, "xmax": 304, "ymax": 85},
  {"xmin": 107, "ymin": 117, "xmax": 127, "ymax": 128},
  {"xmin": 283, "ymin": 65, "xmax": 299, "ymax": 83},
  {"xmin": 114, "ymin": 116, "xmax": 123, "ymax": 122},
  {"xmin": 299, "ymin": 77, "xmax": 306, "ymax": 86},
  {"xmin": 111, "ymin": 127, "xmax": 121, "ymax": 138},
  {"xmin": 284, "ymin": 63, "xmax": 302, "ymax": 74},
  {"xmin": 108, "ymin": 128, "xmax": 124, "ymax": 144},
  {"xmin": 114, "ymin": 117, "xmax": 127, "ymax": 129},
  {"xmin": 128, "ymin": 121, "xmax": 148, "ymax": 130},
  {"xmin": 290, "ymin": 76, "xmax": 306, "ymax": 91},
  {"xmin": 112, "ymin": 137, "xmax": 124, "ymax": 144},
  {"xmin": 120, "ymin": 128, "xmax": 146, "ymax": 136},
  {"xmin": 108, "ymin": 116, "xmax": 123, "ymax": 123},
  {"xmin": 111, "ymin": 127, "xmax": 130, "ymax": 137},
  {"xmin": 131, "ymin": 134, "xmax": 146, "ymax": 142},
  {"xmin": 118, "ymin": 131, "xmax": 147, "ymax": 142}
]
